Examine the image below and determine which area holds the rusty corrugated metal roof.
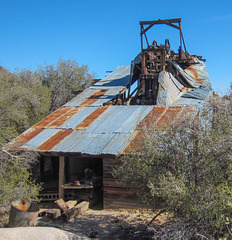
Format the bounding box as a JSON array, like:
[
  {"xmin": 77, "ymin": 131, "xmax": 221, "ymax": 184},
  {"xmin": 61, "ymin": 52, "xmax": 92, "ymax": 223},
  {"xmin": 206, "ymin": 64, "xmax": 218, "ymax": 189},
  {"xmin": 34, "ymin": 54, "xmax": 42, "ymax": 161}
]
[
  {"xmin": 8, "ymin": 63, "xmax": 211, "ymax": 156},
  {"xmin": 9, "ymin": 105, "xmax": 195, "ymax": 155},
  {"xmin": 78, "ymin": 89, "xmax": 109, "ymax": 106},
  {"xmin": 36, "ymin": 129, "xmax": 74, "ymax": 152},
  {"xmin": 12, "ymin": 127, "xmax": 44, "ymax": 149},
  {"xmin": 75, "ymin": 106, "xmax": 109, "ymax": 130}
]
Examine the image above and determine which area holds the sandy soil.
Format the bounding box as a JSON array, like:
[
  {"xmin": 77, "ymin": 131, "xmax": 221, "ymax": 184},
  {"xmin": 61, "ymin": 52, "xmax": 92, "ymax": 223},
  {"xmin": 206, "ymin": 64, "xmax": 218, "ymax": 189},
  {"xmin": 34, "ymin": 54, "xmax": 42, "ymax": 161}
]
[{"xmin": 38, "ymin": 203, "xmax": 172, "ymax": 240}]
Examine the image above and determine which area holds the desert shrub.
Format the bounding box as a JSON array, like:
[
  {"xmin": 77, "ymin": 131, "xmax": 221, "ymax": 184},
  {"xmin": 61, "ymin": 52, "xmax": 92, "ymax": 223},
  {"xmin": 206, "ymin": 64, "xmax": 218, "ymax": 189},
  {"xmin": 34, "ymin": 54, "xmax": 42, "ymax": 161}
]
[
  {"xmin": 37, "ymin": 58, "xmax": 95, "ymax": 112},
  {"xmin": 114, "ymin": 93, "xmax": 232, "ymax": 239},
  {"xmin": 0, "ymin": 148, "xmax": 42, "ymax": 208}
]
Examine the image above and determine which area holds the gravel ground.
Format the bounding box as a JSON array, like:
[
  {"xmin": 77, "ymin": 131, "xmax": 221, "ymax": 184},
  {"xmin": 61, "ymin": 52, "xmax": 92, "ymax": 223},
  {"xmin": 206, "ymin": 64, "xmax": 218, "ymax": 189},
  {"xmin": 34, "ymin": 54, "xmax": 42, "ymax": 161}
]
[{"xmin": 38, "ymin": 203, "xmax": 172, "ymax": 240}]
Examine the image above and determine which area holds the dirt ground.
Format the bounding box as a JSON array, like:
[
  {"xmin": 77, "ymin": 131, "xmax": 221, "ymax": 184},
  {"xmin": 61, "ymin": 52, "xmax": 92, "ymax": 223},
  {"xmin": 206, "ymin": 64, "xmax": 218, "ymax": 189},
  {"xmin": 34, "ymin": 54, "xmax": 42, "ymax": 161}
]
[{"xmin": 37, "ymin": 202, "xmax": 172, "ymax": 240}]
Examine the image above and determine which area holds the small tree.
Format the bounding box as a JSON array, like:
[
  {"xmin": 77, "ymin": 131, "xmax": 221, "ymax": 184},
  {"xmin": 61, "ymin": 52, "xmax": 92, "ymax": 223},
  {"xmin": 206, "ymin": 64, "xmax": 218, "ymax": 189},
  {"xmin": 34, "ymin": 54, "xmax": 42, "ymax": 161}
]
[
  {"xmin": 37, "ymin": 58, "xmax": 95, "ymax": 112},
  {"xmin": 114, "ymin": 92, "xmax": 232, "ymax": 238},
  {"xmin": 0, "ymin": 59, "xmax": 95, "ymax": 214},
  {"xmin": 0, "ymin": 148, "xmax": 42, "ymax": 208},
  {"xmin": 0, "ymin": 69, "xmax": 50, "ymax": 144},
  {"xmin": 0, "ymin": 58, "xmax": 95, "ymax": 144}
]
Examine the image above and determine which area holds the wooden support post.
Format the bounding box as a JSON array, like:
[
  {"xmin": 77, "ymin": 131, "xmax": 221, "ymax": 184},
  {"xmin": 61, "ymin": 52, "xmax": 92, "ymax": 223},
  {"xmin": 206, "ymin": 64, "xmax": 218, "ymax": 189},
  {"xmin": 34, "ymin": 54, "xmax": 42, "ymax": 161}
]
[{"xmin": 59, "ymin": 156, "xmax": 65, "ymax": 199}]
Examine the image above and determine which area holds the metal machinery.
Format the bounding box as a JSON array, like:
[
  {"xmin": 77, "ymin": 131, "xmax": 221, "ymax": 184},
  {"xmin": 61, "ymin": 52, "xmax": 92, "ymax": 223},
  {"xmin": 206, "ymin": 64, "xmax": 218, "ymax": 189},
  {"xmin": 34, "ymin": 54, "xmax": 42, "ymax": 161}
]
[{"xmin": 118, "ymin": 18, "xmax": 205, "ymax": 105}]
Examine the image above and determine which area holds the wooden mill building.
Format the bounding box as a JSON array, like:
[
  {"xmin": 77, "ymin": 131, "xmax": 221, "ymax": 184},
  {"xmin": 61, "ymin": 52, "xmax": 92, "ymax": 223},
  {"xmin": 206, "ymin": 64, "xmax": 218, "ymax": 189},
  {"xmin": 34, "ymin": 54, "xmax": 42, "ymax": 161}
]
[
  {"xmin": 8, "ymin": 19, "xmax": 213, "ymax": 209},
  {"xmin": 8, "ymin": 64, "xmax": 212, "ymax": 209}
]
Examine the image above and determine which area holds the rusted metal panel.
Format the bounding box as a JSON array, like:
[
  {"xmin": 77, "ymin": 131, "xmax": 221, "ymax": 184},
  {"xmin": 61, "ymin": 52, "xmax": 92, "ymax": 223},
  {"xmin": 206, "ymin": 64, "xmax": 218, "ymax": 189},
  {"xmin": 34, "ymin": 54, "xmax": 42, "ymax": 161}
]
[
  {"xmin": 64, "ymin": 87, "xmax": 124, "ymax": 107},
  {"xmin": 11, "ymin": 105, "xmax": 188, "ymax": 155},
  {"xmin": 157, "ymin": 59, "xmax": 212, "ymax": 107},
  {"xmin": 156, "ymin": 106, "xmax": 183, "ymax": 128},
  {"xmin": 78, "ymin": 89, "xmax": 109, "ymax": 106},
  {"xmin": 64, "ymin": 89, "xmax": 99, "ymax": 107},
  {"xmin": 123, "ymin": 106, "xmax": 183, "ymax": 154},
  {"xmin": 91, "ymin": 87, "xmax": 124, "ymax": 107},
  {"xmin": 181, "ymin": 74, "xmax": 213, "ymax": 100},
  {"xmin": 122, "ymin": 131, "xmax": 142, "ymax": 154},
  {"xmin": 21, "ymin": 128, "xmax": 60, "ymax": 150},
  {"xmin": 75, "ymin": 106, "xmax": 109, "ymax": 129},
  {"xmin": 59, "ymin": 106, "xmax": 98, "ymax": 129},
  {"xmin": 85, "ymin": 105, "xmax": 153, "ymax": 134},
  {"xmin": 9, "ymin": 127, "xmax": 44, "ymax": 149},
  {"xmin": 137, "ymin": 106, "xmax": 167, "ymax": 129},
  {"xmin": 37, "ymin": 129, "xmax": 74, "ymax": 152},
  {"xmin": 64, "ymin": 66, "xmax": 130, "ymax": 108},
  {"xmin": 34, "ymin": 107, "xmax": 73, "ymax": 128},
  {"xmin": 8, "ymin": 60, "xmax": 209, "ymax": 156},
  {"xmin": 172, "ymin": 60, "xmax": 206, "ymax": 88},
  {"xmin": 47, "ymin": 107, "xmax": 79, "ymax": 128},
  {"xmin": 174, "ymin": 106, "xmax": 198, "ymax": 125}
]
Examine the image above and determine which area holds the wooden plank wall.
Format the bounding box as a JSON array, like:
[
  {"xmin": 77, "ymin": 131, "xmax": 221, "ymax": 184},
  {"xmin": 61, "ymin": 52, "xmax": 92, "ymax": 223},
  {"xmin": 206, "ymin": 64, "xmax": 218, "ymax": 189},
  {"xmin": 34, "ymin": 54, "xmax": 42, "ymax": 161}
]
[{"xmin": 103, "ymin": 158, "xmax": 144, "ymax": 209}]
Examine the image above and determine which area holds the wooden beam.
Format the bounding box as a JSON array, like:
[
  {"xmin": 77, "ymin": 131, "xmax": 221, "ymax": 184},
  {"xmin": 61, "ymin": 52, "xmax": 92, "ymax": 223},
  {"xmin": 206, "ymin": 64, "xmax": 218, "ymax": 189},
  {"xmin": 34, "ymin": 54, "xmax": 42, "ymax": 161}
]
[
  {"xmin": 140, "ymin": 18, "xmax": 181, "ymax": 25},
  {"xmin": 59, "ymin": 156, "xmax": 65, "ymax": 199},
  {"xmin": 140, "ymin": 18, "xmax": 181, "ymax": 35}
]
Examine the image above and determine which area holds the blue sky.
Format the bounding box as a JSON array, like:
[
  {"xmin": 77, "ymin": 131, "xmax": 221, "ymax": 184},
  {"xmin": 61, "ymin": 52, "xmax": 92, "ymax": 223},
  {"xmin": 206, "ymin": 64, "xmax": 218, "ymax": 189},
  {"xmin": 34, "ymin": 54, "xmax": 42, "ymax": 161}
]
[{"xmin": 0, "ymin": 0, "xmax": 232, "ymax": 92}]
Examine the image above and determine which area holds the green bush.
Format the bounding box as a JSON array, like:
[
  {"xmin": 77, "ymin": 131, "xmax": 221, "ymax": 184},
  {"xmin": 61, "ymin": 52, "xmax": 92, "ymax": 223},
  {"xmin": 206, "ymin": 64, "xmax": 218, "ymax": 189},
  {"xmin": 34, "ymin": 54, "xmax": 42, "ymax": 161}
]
[
  {"xmin": 0, "ymin": 149, "xmax": 42, "ymax": 207},
  {"xmin": 114, "ymin": 93, "xmax": 232, "ymax": 238}
]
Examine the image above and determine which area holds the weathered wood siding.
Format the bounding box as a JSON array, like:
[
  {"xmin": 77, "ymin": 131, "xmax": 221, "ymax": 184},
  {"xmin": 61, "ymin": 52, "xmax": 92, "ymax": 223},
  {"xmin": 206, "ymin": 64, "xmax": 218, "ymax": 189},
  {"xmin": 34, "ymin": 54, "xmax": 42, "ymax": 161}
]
[{"xmin": 103, "ymin": 158, "xmax": 144, "ymax": 209}]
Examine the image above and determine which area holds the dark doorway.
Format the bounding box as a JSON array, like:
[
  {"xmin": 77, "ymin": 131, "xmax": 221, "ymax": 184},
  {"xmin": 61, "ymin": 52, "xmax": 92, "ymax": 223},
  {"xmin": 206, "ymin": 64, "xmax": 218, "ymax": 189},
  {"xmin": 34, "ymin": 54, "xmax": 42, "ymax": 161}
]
[
  {"xmin": 39, "ymin": 156, "xmax": 103, "ymax": 206},
  {"xmin": 64, "ymin": 156, "xmax": 103, "ymax": 207},
  {"xmin": 40, "ymin": 156, "xmax": 59, "ymax": 191}
]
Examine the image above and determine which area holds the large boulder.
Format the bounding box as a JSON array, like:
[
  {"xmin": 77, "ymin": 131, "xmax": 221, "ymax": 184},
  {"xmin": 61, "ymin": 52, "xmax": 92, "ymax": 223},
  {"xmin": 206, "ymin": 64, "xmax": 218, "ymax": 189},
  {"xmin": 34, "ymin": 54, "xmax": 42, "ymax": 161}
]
[{"xmin": 0, "ymin": 227, "xmax": 90, "ymax": 240}]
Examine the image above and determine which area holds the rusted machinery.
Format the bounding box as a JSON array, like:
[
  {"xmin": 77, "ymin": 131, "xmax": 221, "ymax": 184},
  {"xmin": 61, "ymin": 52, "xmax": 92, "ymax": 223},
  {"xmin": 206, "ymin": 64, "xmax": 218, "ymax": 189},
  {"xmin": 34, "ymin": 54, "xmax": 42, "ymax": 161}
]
[{"xmin": 115, "ymin": 18, "xmax": 208, "ymax": 106}]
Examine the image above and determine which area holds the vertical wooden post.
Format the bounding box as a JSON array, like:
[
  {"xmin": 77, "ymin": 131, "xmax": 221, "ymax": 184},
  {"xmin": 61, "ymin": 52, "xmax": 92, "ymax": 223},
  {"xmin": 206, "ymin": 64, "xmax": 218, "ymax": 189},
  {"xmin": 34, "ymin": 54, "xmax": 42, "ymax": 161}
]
[{"xmin": 59, "ymin": 156, "xmax": 65, "ymax": 199}]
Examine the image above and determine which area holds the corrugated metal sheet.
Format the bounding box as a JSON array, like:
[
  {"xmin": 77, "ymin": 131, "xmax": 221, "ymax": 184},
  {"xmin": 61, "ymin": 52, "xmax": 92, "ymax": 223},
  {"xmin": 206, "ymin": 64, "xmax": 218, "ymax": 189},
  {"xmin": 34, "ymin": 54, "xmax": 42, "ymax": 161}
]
[
  {"xmin": 157, "ymin": 59, "xmax": 212, "ymax": 107},
  {"xmin": 8, "ymin": 63, "xmax": 211, "ymax": 156},
  {"xmin": 59, "ymin": 106, "xmax": 99, "ymax": 129},
  {"xmin": 48, "ymin": 106, "xmax": 153, "ymax": 155},
  {"xmin": 122, "ymin": 106, "xmax": 191, "ymax": 153},
  {"xmin": 75, "ymin": 106, "xmax": 109, "ymax": 129},
  {"xmin": 137, "ymin": 106, "xmax": 167, "ymax": 129},
  {"xmin": 48, "ymin": 107, "xmax": 79, "ymax": 128},
  {"xmin": 52, "ymin": 132, "xmax": 138, "ymax": 155},
  {"xmin": 79, "ymin": 89, "xmax": 109, "ymax": 106},
  {"xmin": 172, "ymin": 59, "xmax": 206, "ymax": 88},
  {"xmin": 64, "ymin": 89, "xmax": 99, "ymax": 107},
  {"xmin": 64, "ymin": 66, "xmax": 130, "ymax": 108},
  {"xmin": 37, "ymin": 129, "xmax": 74, "ymax": 152},
  {"xmin": 156, "ymin": 106, "xmax": 183, "ymax": 128},
  {"xmin": 85, "ymin": 106, "xmax": 153, "ymax": 134},
  {"xmin": 8, "ymin": 127, "xmax": 44, "ymax": 149},
  {"xmin": 21, "ymin": 129, "xmax": 60, "ymax": 150},
  {"xmin": 34, "ymin": 107, "xmax": 73, "ymax": 128},
  {"xmin": 158, "ymin": 71, "xmax": 187, "ymax": 104},
  {"xmin": 102, "ymin": 132, "xmax": 138, "ymax": 155},
  {"xmin": 91, "ymin": 87, "xmax": 125, "ymax": 107},
  {"xmin": 92, "ymin": 66, "xmax": 130, "ymax": 88},
  {"xmin": 52, "ymin": 132, "xmax": 114, "ymax": 155},
  {"xmin": 16, "ymin": 105, "xmax": 189, "ymax": 155}
]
